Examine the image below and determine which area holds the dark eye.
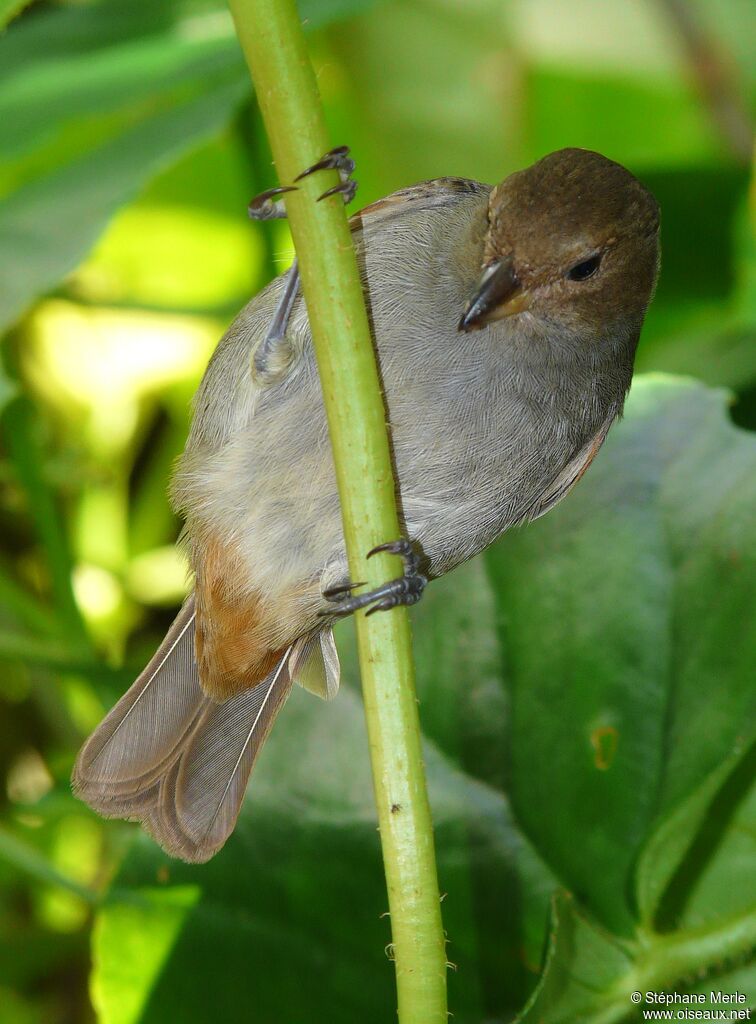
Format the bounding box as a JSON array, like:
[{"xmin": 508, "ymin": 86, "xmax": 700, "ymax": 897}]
[{"xmin": 566, "ymin": 254, "xmax": 601, "ymax": 282}]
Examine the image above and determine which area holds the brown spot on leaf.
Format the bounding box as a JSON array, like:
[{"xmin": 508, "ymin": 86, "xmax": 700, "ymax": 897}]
[{"xmin": 590, "ymin": 726, "xmax": 619, "ymax": 771}]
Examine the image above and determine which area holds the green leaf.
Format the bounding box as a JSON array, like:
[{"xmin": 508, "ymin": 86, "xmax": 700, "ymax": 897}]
[
  {"xmin": 516, "ymin": 893, "xmax": 634, "ymax": 1024},
  {"xmin": 0, "ymin": 0, "xmax": 382, "ymax": 333},
  {"xmin": 517, "ymin": 891, "xmax": 756, "ymax": 1024},
  {"xmin": 0, "ymin": 22, "xmax": 242, "ymax": 162},
  {"xmin": 329, "ymin": 0, "xmax": 522, "ymax": 191},
  {"xmin": 487, "ymin": 376, "xmax": 756, "ymax": 936},
  {"xmin": 0, "ymin": 0, "xmax": 30, "ymax": 32},
  {"xmin": 92, "ymin": 887, "xmax": 202, "ymax": 1024},
  {"xmin": 0, "ymin": 78, "xmax": 249, "ymax": 332},
  {"xmin": 0, "ymin": 824, "xmax": 101, "ymax": 906},
  {"xmin": 0, "ymin": 559, "xmax": 59, "ymax": 638},
  {"xmin": 654, "ymin": 747, "xmax": 756, "ymax": 934},
  {"xmin": 635, "ymin": 744, "xmax": 752, "ymax": 927}
]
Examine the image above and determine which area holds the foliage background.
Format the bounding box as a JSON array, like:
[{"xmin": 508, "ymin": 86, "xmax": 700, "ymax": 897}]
[{"xmin": 0, "ymin": 0, "xmax": 753, "ymax": 1022}]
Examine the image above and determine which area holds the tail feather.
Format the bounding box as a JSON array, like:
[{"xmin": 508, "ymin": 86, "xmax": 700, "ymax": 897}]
[
  {"xmin": 145, "ymin": 655, "xmax": 292, "ymax": 862},
  {"xmin": 73, "ymin": 595, "xmax": 203, "ymax": 802},
  {"xmin": 72, "ymin": 593, "xmax": 296, "ymax": 863}
]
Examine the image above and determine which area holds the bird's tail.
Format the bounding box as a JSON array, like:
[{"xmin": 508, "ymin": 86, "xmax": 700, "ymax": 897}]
[{"xmin": 72, "ymin": 594, "xmax": 299, "ymax": 863}]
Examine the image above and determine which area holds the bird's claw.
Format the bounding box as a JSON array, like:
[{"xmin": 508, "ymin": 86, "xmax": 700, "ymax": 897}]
[
  {"xmin": 317, "ymin": 179, "xmax": 358, "ymax": 204},
  {"xmin": 319, "ymin": 539, "xmax": 427, "ymax": 618},
  {"xmin": 321, "ymin": 580, "xmax": 367, "ymax": 600},
  {"xmin": 248, "ymin": 185, "xmax": 298, "ymax": 222},
  {"xmin": 295, "ymin": 145, "xmax": 358, "ymax": 205}
]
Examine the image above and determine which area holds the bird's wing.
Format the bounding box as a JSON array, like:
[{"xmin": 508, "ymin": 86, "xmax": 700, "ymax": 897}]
[
  {"xmin": 524, "ymin": 412, "xmax": 616, "ymax": 523},
  {"xmin": 349, "ymin": 177, "xmax": 489, "ymax": 233}
]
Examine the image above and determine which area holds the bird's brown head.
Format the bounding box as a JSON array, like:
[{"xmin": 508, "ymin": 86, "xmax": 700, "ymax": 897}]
[{"xmin": 459, "ymin": 148, "xmax": 660, "ymax": 339}]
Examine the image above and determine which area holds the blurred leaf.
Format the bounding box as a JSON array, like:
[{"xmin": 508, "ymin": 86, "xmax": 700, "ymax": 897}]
[
  {"xmin": 487, "ymin": 376, "xmax": 756, "ymax": 936},
  {"xmin": 1, "ymin": 0, "xmax": 754, "ymax": 1019},
  {"xmin": 510, "ymin": 0, "xmax": 755, "ymax": 104},
  {"xmin": 735, "ymin": 175, "xmax": 756, "ymax": 323},
  {"xmin": 638, "ymin": 319, "xmax": 756, "ymax": 391},
  {"xmin": 526, "ymin": 69, "xmax": 723, "ymax": 167},
  {"xmin": 0, "ymin": 16, "xmax": 242, "ymax": 162},
  {"xmin": 0, "ymin": 560, "xmax": 59, "ymax": 637},
  {"xmin": 636, "ymin": 167, "xmax": 754, "ymax": 388},
  {"xmin": 93, "ymin": 886, "xmax": 202, "ymax": 1024},
  {"xmin": 0, "ymin": 0, "xmax": 380, "ymax": 154},
  {"xmin": 0, "ymin": 927, "xmax": 88, "ymax": 1002},
  {"xmin": 0, "ymin": 395, "xmax": 89, "ymax": 648},
  {"xmin": 77, "ymin": 203, "xmax": 260, "ymax": 313},
  {"xmin": 302, "ymin": 0, "xmax": 382, "ymax": 21},
  {"xmin": 0, "ymin": 79, "xmax": 248, "ymax": 333},
  {"xmin": 0, "ymin": 985, "xmax": 38, "ymax": 1024},
  {"xmin": 125, "ymin": 546, "xmax": 189, "ymax": 606},
  {"xmin": 127, "ymin": 408, "xmax": 187, "ymax": 556},
  {"xmin": 0, "ymin": 630, "xmax": 84, "ymax": 669},
  {"xmin": 0, "ymin": 0, "xmax": 31, "ymax": 32},
  {"xmin": 0, "ymin": 0, "xmax": 382, "ymax": 332},
  {"xmin": 0, "ymin": 360, "xmax": 18, "ymax": 413},
  {"xmin": 636, "ymin": 167, "xmax": 748, "ymax": 306},
  {"xmin": 329, "ymin": 0, "xmax": 524, "ymax": 192},
  {"xmin": 0, "ymin": 824, "xmax": 100, "ymax": 906}
]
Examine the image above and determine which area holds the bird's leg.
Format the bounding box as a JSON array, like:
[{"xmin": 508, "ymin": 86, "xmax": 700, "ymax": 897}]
[
  {"xmin": 251, "ymin": 258, "xmax": 301, "ymax": 381},
  {"xmin": 320, "ymin": 539, "xmax": 427, "ymax": 617},
  {"xmin": 248, "ymin": 147, "xmax": 358, "ymax": 379}
]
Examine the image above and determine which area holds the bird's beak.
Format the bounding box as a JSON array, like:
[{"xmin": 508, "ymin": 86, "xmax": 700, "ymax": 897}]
[{"xmin": 458, "ymin": 258, "xmax": 529, "ymax": 332}]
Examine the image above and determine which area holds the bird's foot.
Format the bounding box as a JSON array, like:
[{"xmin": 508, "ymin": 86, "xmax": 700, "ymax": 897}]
[
  {"xmin": 320, "ymin": 539, "xmax": 427, "ymax": 618},
  {"xmin": 295, "ymin": 145, "xmax": 358, "ymax": 204},
  {"xmin": 248, "ymin": 146, "xmax": 358, "ymax": 380},
  {"xmin": 248, "ymin": 145, "xmax": 357, "ymax": 221},
  {"xmin": 248, "ymin": 185, "xmax": 298, "ymax": 222}
]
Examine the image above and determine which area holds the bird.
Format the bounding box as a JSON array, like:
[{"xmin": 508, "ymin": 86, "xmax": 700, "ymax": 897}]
[{"xmin": 72, "ymin": 147, "xmax": 660, "ymax": 863}]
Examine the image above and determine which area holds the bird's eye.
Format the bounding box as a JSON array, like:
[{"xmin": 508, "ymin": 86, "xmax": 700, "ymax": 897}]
[{"xmin": 566, "ymin": 254, "xmax": 601, "ymax": 282}]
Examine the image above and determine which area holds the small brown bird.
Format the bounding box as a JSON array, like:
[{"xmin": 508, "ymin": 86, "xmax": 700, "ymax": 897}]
[{"xmin": 73, "ymin": 148, "xmax": 660, "ymax": 862}]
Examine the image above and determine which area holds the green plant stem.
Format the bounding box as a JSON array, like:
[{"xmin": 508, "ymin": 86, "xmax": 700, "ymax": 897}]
[{"xmin": 226, "ymin": 1, "xmax": 447, "ymax": 1020}]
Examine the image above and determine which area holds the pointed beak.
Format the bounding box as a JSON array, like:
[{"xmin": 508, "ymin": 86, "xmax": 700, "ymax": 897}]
[{"xmin": 458, "ymin": 258, "xmax": 529, "ymax": 332}]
